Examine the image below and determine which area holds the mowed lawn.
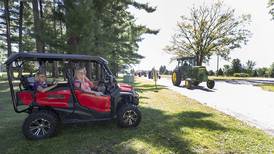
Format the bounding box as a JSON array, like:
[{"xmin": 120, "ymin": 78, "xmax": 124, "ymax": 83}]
[
  {"xmin": 0, "ymin": 78, "xmax": 273, "ymax": 154},
  {"xmin": 257, "ymin": 83, "xmax": 274, "ymax": 92}
]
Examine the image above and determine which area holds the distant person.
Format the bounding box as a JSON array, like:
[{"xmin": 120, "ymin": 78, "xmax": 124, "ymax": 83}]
[{"xmin": 35, "ymin": 72, "xmax": 58, "ymax": 92}]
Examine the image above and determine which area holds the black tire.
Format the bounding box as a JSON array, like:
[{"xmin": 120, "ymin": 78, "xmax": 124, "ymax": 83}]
[
  {"xmin": 22, "ymin": 110, "xmax": 59, "ymax": 140},
  {"xmin": 185, "ymin": 79, "xmax": 192, "ymax": 89},
  {"xmin": 193, "ymin": 81, "xmax": 200, "ymax": 86},
  {"xmin": 207, "ymin": 80, "xmax": 215, "ymax": 89},
  {"xmin": 117, "ymin": 104, "xmax": 141, "ymax": 128},
  {"xmin": 172, "ymin": 71, "xmax": 181, "ymax": 86}
]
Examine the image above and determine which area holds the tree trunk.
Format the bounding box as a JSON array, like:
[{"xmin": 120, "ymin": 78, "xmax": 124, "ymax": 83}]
[
  {"xmin": 196, "ymin": 54, "xmax": 203, "ymax": 66},
  {"xmin": 4, "ymin": 0, "xmax": 12, "ymax": 56},
  {"xmin": 32, "ymin": 0, "xmax": 44, "ymax": 52},
  {"xmin": 18, "ymin": 1, "xmax": 23, "ymax": 52}
]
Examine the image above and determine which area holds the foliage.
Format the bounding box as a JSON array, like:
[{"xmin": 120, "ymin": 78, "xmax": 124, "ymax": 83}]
[
  {"xmin": 165, "ymin": 2, "xmax": 251, "ymax": 66},
  {"xmin": 269, "ymin": 0, "xmax": 274, "ymax": 20},
  {"xmin": 217, "ymin": 68, "xmax": 224, "ymax": 76},
  {"xmin": 231, "ymin": 58, "xmax": 242, "ymax": 73},
  {"xmin": 233, "ymin": 73, "xmax": 249, "ymax": 77},
  {"xmin": 255, "ymin": 67, "xmax": 269, "ymax": 77},
  {"xmin": 269, "ymin": 62, "xmax": 274, "ymax": 77},
  {"xmin": 0, "ymin": 0, "xmax": 158, "ymax": 75},
  {"xmin": 159, "ymin": 65, "xmax": 168, "ymax": 75},
  {"xmin": 207, "ymin": 70, "xmax": 215, "ymax": 76},
  {"xmin": 223, "ymin": 64, "xmax": 233, "ymax": 76}
]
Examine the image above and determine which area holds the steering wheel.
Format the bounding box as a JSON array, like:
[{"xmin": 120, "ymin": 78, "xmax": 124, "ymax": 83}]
[{"xmin": 96, "ymin": 80, "xmax": 107, "ymax": 93}]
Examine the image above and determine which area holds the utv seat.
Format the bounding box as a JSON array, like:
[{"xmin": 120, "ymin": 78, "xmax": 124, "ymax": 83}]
[{"xmin": 20, "ymin": 76, "xmax": 36, "ymax": 91}]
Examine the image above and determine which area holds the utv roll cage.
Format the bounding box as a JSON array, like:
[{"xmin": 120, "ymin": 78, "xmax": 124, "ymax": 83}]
[{"xmin": 5, "ymin": 52, "xmax": 114, "ymax": 113}]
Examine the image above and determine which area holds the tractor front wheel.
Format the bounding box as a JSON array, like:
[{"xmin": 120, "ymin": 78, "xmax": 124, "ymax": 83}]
[
  {"xmin": 172, "ymin": 71, "xmax": 181, "ymax": 86},
  {"xmin": 185, "ymin": 79, "xmax": 192, "ymax": 89},
  {"xmin": 207, "ymin": 80, "xmax": 215, "ymax": 89}
]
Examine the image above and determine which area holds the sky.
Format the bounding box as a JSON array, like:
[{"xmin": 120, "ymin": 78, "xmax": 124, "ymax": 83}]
[{"xmin": 129, "ymin": 0, "xmax": 274, "ymax": 71}]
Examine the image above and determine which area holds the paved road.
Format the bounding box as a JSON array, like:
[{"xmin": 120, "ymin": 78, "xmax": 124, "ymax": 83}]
[{"xmin": 156, "ymin": 78, "xmax": 274, "ymax": 136}]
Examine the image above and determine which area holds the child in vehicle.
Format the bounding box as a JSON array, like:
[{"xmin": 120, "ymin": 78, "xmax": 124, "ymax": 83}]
[
  {"xmin": 35, "ymin": 72, "xmax": 58, "ymax": 92},
  {"xmin": 74, "ymin": 68, "xmax": 103, "ymax": 96}
]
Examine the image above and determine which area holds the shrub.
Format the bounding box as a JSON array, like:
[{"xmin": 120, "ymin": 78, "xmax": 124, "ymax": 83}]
[
  {"xmin": 233, "ymin": 73, "xmax": 249, "ymax": 77},
  {"xmin": 207, "ymin": 70, "xmax": 215, "ymax": 76},
  {"xmin": 217, "ymin": 68, "xmax": 224, "ymax": 76}
]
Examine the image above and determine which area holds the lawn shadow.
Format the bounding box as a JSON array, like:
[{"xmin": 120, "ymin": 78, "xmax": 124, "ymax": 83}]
[
  {"xmin": 133, "ymin": 83, "xmax": 168, "ymax": 93},
  {"xmin": 0, "ymin": 106, "xmax": 234, "ymax": 154}
]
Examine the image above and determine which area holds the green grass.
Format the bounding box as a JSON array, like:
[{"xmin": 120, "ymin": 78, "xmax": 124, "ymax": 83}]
[
  {"xmin": 0, "ymin": 78, "xmax": 273, "ymax": 153},
  {"xmin": 257, "ymin": 83, "xmax": 274, "ymax": 92}
]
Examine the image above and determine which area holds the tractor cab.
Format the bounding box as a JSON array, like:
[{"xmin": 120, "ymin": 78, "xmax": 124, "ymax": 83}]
[
  {"xmin": 5, "ymin": 52, "xmax": 141, "ymax": 140},
  {"xmin": 177, "ymin": 56, "xmax": 196, "ymax": 67}
]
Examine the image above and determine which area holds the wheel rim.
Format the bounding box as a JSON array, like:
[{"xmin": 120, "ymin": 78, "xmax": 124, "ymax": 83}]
[
  {"xmin": 185, "ymin": 81, "xmax": 189, "ymax": 88},
  {"xmin": 29, "ymin": 118, "xmax": 51, "ymax": 137},
  {"xmin": 172, "ymin": 72, "xmax": 177, "ymax": 82},
  {"xmin": 122, "ymin": 110, "xmax": 138, "ymax": 126}
]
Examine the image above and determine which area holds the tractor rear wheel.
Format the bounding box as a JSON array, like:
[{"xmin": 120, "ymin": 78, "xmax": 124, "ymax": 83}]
[
  {"xmin": 207, "ymin": 80, "xmax": 215, "ymax": 89},
  {"xmin": 185, "ymin": 79, "xmax": 192, "ymax": 89},
  {"xmin": 172, "ymin": 71, "xmax": 181, "ymax": 86}
]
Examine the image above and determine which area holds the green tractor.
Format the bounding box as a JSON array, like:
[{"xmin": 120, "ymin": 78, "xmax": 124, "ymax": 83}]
[{"xmin": 171, "ymin": 57, "xmax": 215, "ymax": 89}]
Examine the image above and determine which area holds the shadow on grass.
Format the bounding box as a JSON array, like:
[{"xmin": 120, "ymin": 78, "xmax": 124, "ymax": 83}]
[
  {"xmin": 133, "ymin": 83, "xmax": 168, "ymax": 93},
  {"xmin": 0, "ymin": 106, "xmax": 232, "ymax": 154}
]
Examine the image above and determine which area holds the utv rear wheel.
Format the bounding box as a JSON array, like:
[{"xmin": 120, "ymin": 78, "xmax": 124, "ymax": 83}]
[
  {"xmin": 172, "ymin": 71, "xmax": 181, "ymax": 86},
  {"xmin": 207, "ymin": 80, "xmax": 215, "ymax": 89},
  {"xmin": 22, "ymin": 110, "xmax": 59, "ymax": 140},
  {"xmin": 185, "ymin": 80, "xmax": 192, "ymax": 89},
  {"xmin": 117, "ymin": 104, "xmax": 141, "ymax": 128}
]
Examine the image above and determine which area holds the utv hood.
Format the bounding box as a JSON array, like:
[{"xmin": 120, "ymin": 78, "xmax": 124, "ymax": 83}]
[{"xmin": 118, "ymin": 83, "xmax": 133, "ymax": 92}]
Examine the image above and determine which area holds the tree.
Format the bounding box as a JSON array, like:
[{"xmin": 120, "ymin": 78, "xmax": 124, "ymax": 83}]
[
  {"xmin": 217, "ymin": 68, "xmax": 224, "ymax": 76},
  {"xmin": 245, "ymin": 60, "xmax": 256, "ymax": 75},
  {"xmin": 246, "ymin": 60, "xmax": 256, "ymax": 71},
  {"xmin": 165, "ymin": 2, "xmax": 251, "ymax": 66},
  {"xmin": 32, "ymin": 0, "xmax": 45, "ymax": 52},
  {"xmin": 3, "ymin": 0, "xmax": 12, "ymax": 56},
  {"xmin": 159, "ymin": 65, "xmax": 168, "ymax": 74},
  {"xmin": 269, "ymin": 62, "xmax": 274, "ymax": 77},
  {"xmin": 231, "ymin": 58, "xmax": 242, "ymax": 73},
  {"xmin": 1, "ymin": 0, "xmax": 158, "ymax": 76},
  {"xmin": 269, "ymin": 0, "xmax": 274, "ymax": 20},
  {"xmin": 256, "ymin": 67, "xmax": 269, "ymax": 77},
  {"xmin": 223, "ymin": 64, "xmax": 232, "ymax": 76},
  {"xmin": 208, "ymin": 70, "xmax": 215, "ymax": 76}
]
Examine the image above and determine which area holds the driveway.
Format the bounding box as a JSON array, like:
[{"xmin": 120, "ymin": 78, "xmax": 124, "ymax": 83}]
[{"xmin": 156, "ymin": 78, "xmax": 274, "ymax": 136}]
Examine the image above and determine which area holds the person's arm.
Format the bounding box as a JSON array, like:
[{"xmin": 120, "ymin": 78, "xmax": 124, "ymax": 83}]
[
  {"xmin": 84, "ymin": 76, "xmax": 95, "ymax": 88},
  {"xmin": 37, "ymin": 84, "xmax": 57, "ymax": 93}
]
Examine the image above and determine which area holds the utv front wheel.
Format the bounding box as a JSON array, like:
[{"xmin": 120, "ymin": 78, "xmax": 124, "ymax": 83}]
[
  {"xmin": 172, "ymin": 71, "xmax": 181, "ymax": 86},
  {"xmin": 207, "ymin": 80, "xmax": 215, "ymax": 89},
  {"xmin": 22, "ymin": 110, "xmax": 59, "ymax": 140},
  {"xmin": 117, "ymin": 104, "xmax": 141, "ymax": 128}
]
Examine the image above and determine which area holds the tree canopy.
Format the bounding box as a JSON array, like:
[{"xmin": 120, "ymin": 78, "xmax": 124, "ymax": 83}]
[
  {"xmin": 269, "ymin": 0, "xmax": 274, "ymax": 20},
  {"xmin": 0, "ymin": 0, "xmax": 158, "ymax": 75},
  {"xmin": 165, "ymin": 2, "xmax": 251, "ymax": 66}
]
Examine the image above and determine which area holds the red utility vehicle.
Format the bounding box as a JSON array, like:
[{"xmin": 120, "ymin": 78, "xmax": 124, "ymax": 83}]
[{"xmin": 5, "ymin": 52, "xmax": 141, "ymax": 140}]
